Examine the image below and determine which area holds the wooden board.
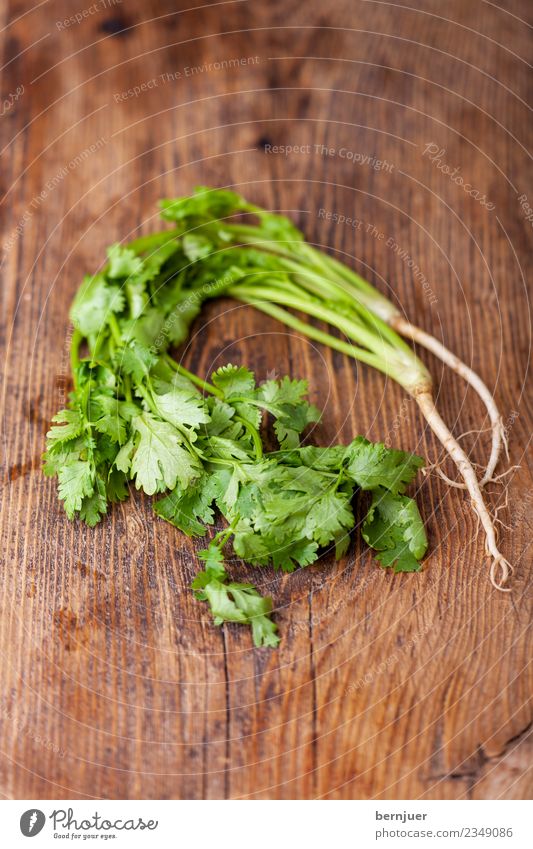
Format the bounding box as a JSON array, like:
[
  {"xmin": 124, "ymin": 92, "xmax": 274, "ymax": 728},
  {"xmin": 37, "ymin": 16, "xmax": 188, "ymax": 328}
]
[{"xmin": 0, "ymin": 0, "xmax": 531, "ymax": 800}]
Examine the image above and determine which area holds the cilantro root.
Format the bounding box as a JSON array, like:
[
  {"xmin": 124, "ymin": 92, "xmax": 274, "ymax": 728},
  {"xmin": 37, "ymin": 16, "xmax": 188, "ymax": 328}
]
[
  {"xmin": 415, "ymin": 391, "xmax": 511, "ymax": 589},
  {"xmin": 389, "ymin": 316, "xmax": 507, "ymax": 489}
]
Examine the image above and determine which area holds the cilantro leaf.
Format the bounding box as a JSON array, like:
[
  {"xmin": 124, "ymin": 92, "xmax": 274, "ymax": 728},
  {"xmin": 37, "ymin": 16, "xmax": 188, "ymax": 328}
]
[
  {"xmin": 78, "ymin": 476, "xmax": 107, "ymax": 526},
  {"xmin": 107, "ymin": 244, "xmax": 143, "ymax": 279},
  {"xmin": 227, "ymin": 585, "xmax": 280, "ymax": 648},
  {"xmin": 57, "ymin": 460, "xmax": 94, "ymax": 518},
  {"xmin": 120, "ymin": 307, "xmax": 165, "ymax": 348},
  {"xmin": 70, "ymin": 275, "xmax": 125, "ymax": 336},
  {"xmin": 277, "ymin": 444, "xmax": 348, "ymax": 471},
  {"xmin": 153, "ymin": 386, "xmax": 210, "ymax": 429},
  {"xmin": 273, "ymin": 401, "xmax": 320, "ymax": 448},
  {"xmin": 346, "ymin": 437, "xmax": 424, "ymax": 494},
  {"xmin": 192, "ymin": 540, "xmax": 280, "ymax": 647},
  {"xmin": 232, "ymin": 526, "xmax": 272, "ymax": 566},
  {"xmin": 125, "ymin": 278, "xmax": 149, "ymax": 320},
  {"xmin": 270, "ymin": 538, "xmax": 319, "ymax": 571},
  {"xmin": 154, "ymin": 474, "xmax": 222, "ymax": 535},
  {"xmin": 114, "ymin": 436, "xmax": 135, "ymax": 474},
  {"xmin": 304, "ymin": 490, "xmax": 354, "ymax": 548},
  {"xmin": 106, "ymin": 468, "xmax": 129, "ymax": 502},
  {"xmin": 118, "ymin": 340, "xmax": 158, "ymax": 383},
  {"xmin": 160, "ymin": 186, "xmax": 251, "ymax": 223},
  {"xmin": 182, "ymin": 233, "xmax": 213, "ymax": 261},
  {"xmin": 204, "ymin": 397, "xmax": 236, "ymax": 435},
  {"xmin": 196, "ymin": 540, "xmax": 226, "ymax": 577},
  {"xmin": 46, "ymin": 409, "xmax": 84, "ymax": 445},
  {"xmin": 258, "ymin": 376, "xmax": 320, "ymax": 447},
  {"xmin": 130, "ymin": 413, "xmax": 201, "ymax": 494},
  {"xmin": 93, "ymin": 395, "xmax": 128, "ymax": 445},
  {"xmin": 260, "ymin": 375, "xmax": 310, "ymax": 406},
  {"xmin": 211, "ymin": 364, "xmax": 256, "ymax": 398},
  {"xmin": 362, "ymin": 488, "xmax": 428, "ymax": 572}
]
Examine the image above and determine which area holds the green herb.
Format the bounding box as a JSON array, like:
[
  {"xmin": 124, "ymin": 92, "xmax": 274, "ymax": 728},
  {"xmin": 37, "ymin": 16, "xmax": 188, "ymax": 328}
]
[
  {"xmin": 158, "ymin": 187, "xmax": 510, "ymax": 589},
  {"xmin": 192, "ymin": 540, "xmax": 279, "ymax": 649},
  {"xmin": 45, "ymin": 226, "xmax": 428, "ymax": 646}
]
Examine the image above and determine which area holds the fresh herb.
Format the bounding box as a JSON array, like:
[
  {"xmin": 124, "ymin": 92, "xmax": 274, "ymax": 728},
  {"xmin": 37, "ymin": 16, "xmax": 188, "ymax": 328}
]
[
  {"xmin": 45, "ymin": 229, "xmax": 428, "ymax": 646},
  {"xmin": 158, "ymin": 187, "xmax": 510, "ymax": 589}
]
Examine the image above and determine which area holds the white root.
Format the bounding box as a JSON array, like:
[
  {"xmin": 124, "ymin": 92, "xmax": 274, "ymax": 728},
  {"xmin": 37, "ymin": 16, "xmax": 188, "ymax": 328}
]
[
  {"xmin": 415, "ymin": 390, "xmax": 511, "ymax": 591},
  {"xmin": 391, "ymin": 316, "xmax": 508, "ymax": 488},
  {"xmin": 435, "ymin": 460, "xmax": 519, "ymax": 490}
]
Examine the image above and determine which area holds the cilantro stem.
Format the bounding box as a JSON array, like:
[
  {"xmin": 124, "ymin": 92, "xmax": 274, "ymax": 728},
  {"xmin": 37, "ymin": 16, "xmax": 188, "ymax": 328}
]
[
  {"xmin": 213, "ymin": 525, "xmax": 234, "ymax": 546},
  {"xmin": 234, "ymin": 284, "xmax": 392, "ymax": 358},
  {"xmin": 164, "ymin": 355, "xmax": 223, "ymax": 398},
  {"xmin": 274, "ymin": 262, "xmax": 413, "ymax": 354},
  {"xmin": 108, "ymin": 313, "xmax": 122, "ymax": 346},
  {"xmin": 218, "ymin": 220, "xmax": 396, "ymax": 320},
  {"xmin": 123, "ymin": 374, "xmax": 132, "ymax": 403},
  {"xmin": 308, "ymin": 248, "xmax": 398, "ymax": 320},
  {"xmin": 229, "ymin": 295, "xmax": 382, "ymax": 368},
  {"xmin": 136, "ymin": 383, "xmax": 160, "ymax": 417},
  {"xmin": 235, "ymin": 415, "xmax": 263, "ymax": 459},
  {"xmin": 230, "ymin": 284, "xmax": 427, "ymax": 392},
  {"xmin": 70, "ymin": 329, "xmax": 82, "ymax": 389}
]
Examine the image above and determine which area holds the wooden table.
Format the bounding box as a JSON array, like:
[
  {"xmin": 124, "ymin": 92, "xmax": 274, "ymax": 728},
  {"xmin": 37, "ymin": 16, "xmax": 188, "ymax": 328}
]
[{"xmin": 1, "ymin": 0, "xmax": 531, "ymax": 800}]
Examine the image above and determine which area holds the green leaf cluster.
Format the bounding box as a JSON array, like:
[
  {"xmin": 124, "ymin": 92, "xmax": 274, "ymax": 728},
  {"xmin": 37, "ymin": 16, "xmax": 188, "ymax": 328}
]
[{"xmin": 45, "ymin": 193, "xmax": 428, "ymax": 647}]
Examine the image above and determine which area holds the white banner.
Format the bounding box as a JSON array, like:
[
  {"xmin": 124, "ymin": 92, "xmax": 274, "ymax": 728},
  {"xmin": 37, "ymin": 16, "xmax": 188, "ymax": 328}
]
[{"xmin": 1, "ymin": 799, "xmax": 531, "ymax": 847}]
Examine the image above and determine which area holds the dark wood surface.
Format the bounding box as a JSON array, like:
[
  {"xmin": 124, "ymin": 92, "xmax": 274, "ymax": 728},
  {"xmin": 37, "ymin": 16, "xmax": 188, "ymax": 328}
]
[{"xmin": 0, "ymin": 0, "xmax": 531, "ymax": 800}]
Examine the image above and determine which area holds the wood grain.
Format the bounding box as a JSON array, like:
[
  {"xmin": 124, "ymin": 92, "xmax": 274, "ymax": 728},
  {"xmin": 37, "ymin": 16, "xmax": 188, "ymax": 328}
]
[{"xmin": 0, "ymin": 0, "xmax": 531, "ymax": 800}]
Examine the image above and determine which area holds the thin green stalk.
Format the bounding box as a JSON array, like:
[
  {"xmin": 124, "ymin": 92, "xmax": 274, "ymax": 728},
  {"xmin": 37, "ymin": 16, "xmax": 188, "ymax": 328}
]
[
  {"xmin": 278, "ymin": 257, "xmax": 355, "ymax": 301},
  {"xmin": 108, "ymin": 313, "xmax": 122, "ymax": 346},
  {"xmin": 223, "ymin": 228, "xmax": 407, "ymax": 348},
  {"xmin": 213, "ymin": 524, "xmax": 235, "ymax": 547},
  {"xmin": 230, "ymin": 283, "xmax": 414, "ymax": 377},
  {"xmin": 254, "ymin": 274, "xmax": 306, "ymax": 299},
  {"xmin": 123, "ymin": 374, "xmax": 132, "ymax": 403},
  {"xmin": 222, "ymin": 227, "xmax": 304, "ymax": 261},
  {"xmin": 136, "ymin": 383, "xmax": 160, "ymax": 416},
  {"xmin": 305, "ymin": 247, "xmax": 399, "ymax": 321},
  {"xmin": 230, "ymin": 296, "xmax": 383, "ymax": 370},
  {"xmin": 164, "ymin": 355, "xmax": 223, "ymax": 398},
  {"xmin": 217, "ymin": 219, "xmax": 399, "ymax": 323},
  {"xmin": 70, "ymin": 329, "xmax": 82, "ymax": 389},
  {"xmin": 234, "ymin": 415, "xmax": 263, "ymax": 460},
  {"xmin": 275, "ymin": 261, "xmax": 412, "ymax": 353}
]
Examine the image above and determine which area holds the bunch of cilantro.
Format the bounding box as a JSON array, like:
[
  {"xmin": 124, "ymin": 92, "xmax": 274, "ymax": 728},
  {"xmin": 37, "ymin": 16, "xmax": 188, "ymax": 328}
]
[{"xmin": 44, "ymin": 201, "xmax": 427, "ymax": 647}]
